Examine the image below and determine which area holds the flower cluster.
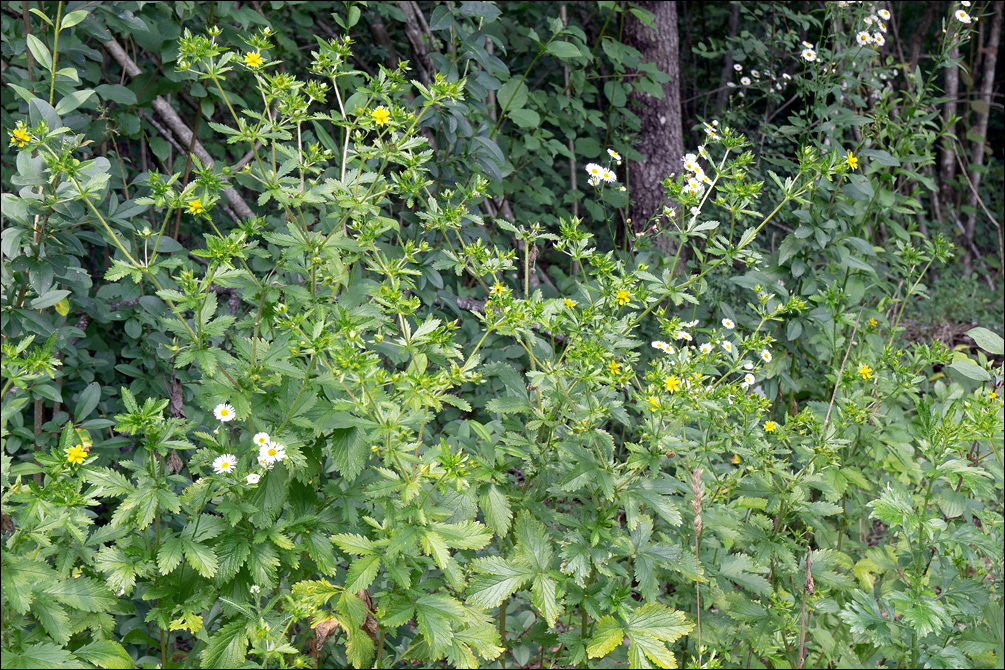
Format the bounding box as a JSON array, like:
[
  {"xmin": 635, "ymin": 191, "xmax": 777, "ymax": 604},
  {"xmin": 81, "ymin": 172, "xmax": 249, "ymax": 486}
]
[{"xmin": 584, "ymin": 151, "xmax": 619, "ymax": 187}]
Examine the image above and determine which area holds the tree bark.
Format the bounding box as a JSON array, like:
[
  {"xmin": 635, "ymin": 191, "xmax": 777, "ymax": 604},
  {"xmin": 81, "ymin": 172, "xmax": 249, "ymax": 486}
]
[
  {"xmin": 625, "ymin": 1, "xmax": 685, "ymax": 258},
  {"xmin": 963, "ymin": 0, "xmax": 1001, "ymax": 249},
  {"xmin": 938, "ymin": 43, "xmax": 960, "ymax": 214},
  {"xmin": 716, "ymin": 3, "xmax": 741, "ymax": 112}
]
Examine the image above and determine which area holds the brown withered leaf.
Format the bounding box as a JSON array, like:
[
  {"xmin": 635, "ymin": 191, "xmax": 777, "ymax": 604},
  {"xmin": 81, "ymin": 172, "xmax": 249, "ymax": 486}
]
[
  {"xmin": 313, "ymin": 618, "xmax": 342, "ymax": 652},
  {"xmin": 1, "ymin": 512, "xmax": 15, "ymax": 536},
  {"xmin": 169, "ymin": 372, "xmax": 185, "ymax": 419},
  {"xmin": 166, "ymin": 450, "xmax": 184, "ymax": 474},
  {"xmin": 358, "ymin": 590, "xmax": 379, "ymax": 643}
]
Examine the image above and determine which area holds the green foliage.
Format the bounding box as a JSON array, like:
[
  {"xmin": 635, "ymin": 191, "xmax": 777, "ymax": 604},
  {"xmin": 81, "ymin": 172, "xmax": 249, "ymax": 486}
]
[{"xmin": 1, "ymin": 2, "xmax": 1002, "ymax": 669}]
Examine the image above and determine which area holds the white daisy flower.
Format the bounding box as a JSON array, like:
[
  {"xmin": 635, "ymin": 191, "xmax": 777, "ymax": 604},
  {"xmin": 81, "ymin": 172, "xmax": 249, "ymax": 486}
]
[
  {"xmin": 734, "ymin": 63, "xmax": 743, "ymax": 71},
  {"xmin": 727, "ymin": 81, "xmax": 736, "ymax": 87},
  {"xmin": 588, "ymin": 176, "xmax": 601, "ymax": 186},
  {"xmin": 246, "ymin": 473, "xmax": 261, "ymax": 484},
  {"xmin": 877, "ymin": 8, "xmax": 890, "ymax": 20},
  {"xmin": 674, "ymin": 330, "xmax": 692, "ymax": 341},
  {"xmin": 700, "ymin": 342, "xmax": 714, "ymax": 355},
  {"xmin": 684, "ymin": 319, "xmax": 699, "ymax": 327},
  {"xmin": 856, "ymin": 31, "xmax": 872, "ymax": 46},
  {"xmin": 698, "ymin": 146, "xmax": 709, "ymax": 160},
  {"xmin": 607, "ymin": 148, "xmax": 622, "ymax": 163},
  {"xmin": 690, "ymin": 206, "xmax": 700, "ymax": 216},
  {"xmin": 685, "ymin": 179, "xmax": 702, "ymax": 195},
  {"xmin": 802, "ymin": 48, "xmax": 817, "ymax": 62},
  {"xmin": 874, "ymin": 33, "xmax": 885, "ymax": 46},
  {"xmin": 740, "ymin": 76, "xmax": 752, "ymax": 86},
  {"xmin": 722, "ymin": 317, "xmax": 735, "ymax": 329},
  {"xmin": 961, "ymin": 0, "xmax": 970, "ymax": 5},
  {"xmin": 727, "ymin": 394, "xmax": 734, "ymax": 405},
  {"xmin": 744, "ymin": 361, "xmax": 754, "ymax": 370},
  {"xmin": 696, "ymin": 170, "xmax": 712, "ymax": 185},
  {"xmin": 751, "ymin": 69, "xmax": 760, "ymax": 78},
  {"xmin": 682, "ymin": 153, "xmax": 699, "ymax": 172},
  {"xmin": 585, "ymin": 163, "xmax": 604, "ymax": 178},
  {"xmin": 214, "ymin": 403, "xmax": 236, "ymax": 422},
  {"xmin": 722, "ymin": 340, "xmax": 734, "ymax": 353},
  {"xmin": 253, "ymin": 432, "xmax": 270, "ymax": 447},
  {"xmin": 782, "ymin": 72, "xmax": 792, "ymax": 80},
  {"xmin": 863, "ymin": 15, "xmax": 875, "ymax": 25},
  {"xmin": 877, "ymin": 21, "xmax": 887, "ymax": 32},
  {"xmin": 213, "ymin": 454, "xmax": 237, "ymax": 474},
  {"xmin": 652, "ymin": 340, "xmax": 667, "ymax": 349},
  {"xmin": 601, "ymin": 168, "xmax": 617, "ymax": 183},
  {"xmin": 742, "ymin": 373, "xmax": 756, "ymax": 388},
  {"xmin": 659, "ymin": 343, "xmax": 675, "ymax": 355},
  {"xmin": 760, "ymin": 349, "xmax": 772, "ymax": 363},
  {"xmin": 258, "ymin": 456, "xmax": 275, "ymax": 470},
  {"xmin": 954, "ymin": 9, "xmax": 970, "ymax": 23},
  {"xmin": 259, "ymin": 441, "xmax": 287, "ymax": 464},
  {"xmin": 802, "ymin": 41, "xmax": 815, "ymax": 49}
]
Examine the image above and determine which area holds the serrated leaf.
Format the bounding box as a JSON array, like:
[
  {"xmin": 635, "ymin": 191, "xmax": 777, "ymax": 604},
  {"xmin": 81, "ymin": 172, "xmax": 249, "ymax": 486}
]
[
  {"xmin": 330, "ymin": 427, "xmax": 368, "ymax": 482},
  {"xmin": 587, "ymin": 616, "xmax": 624, "ymax": 658},
  {"xmin": 485, "ymin": 396, "xmax": 530, "ymax": 414},
  {"xmin": 72, "ymin": 640, "xmax": 134, "ymax": 669},
  {"xmin": 201, "ymin": 619, "xmax": 249, "ymax": 669},
  {"xmin": 467, "ymin": 557, "xmax": 534, "ymax": 608},
  {"xmin": 531, "ymin": 574, "xmax": 561, "ymax": 627},
  {"xmin": 345, "ymin": 554, "xmax": 381, "ymax": 593},
  {"xmin": 481, "ymin": 484, "xmax": 512, "ymax": 535},
  {"xmin": 332, "ymin": 532, "xmax": 378, "ymax": 555}
]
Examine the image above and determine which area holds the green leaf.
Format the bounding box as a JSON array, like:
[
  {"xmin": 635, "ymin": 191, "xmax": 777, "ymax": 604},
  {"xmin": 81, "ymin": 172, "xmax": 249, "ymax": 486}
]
[
  {"xmin": 45, "ymin": 576, "xmax": 118, "ymax": 612},
  {"xmin": 547, "ymin": 41, "xmax": 583, "ymax": 59},
  {"xmin": 94, "ymin": 84, "xmax": 138, "ymax": 106},
  {"xmin": 201, "ymin": 619, "xmax": 250, "ymax": 669},
  {"xmin": 587, "ymin": 616, "xmax": 624, "ymax": 659},
  {"xmin": 485, "ymin": 396, "xmax": 530, "ymax": 414},
  {"xmin": 32, "ymin": 597, "xmax": 70, "ymax": 644},
  {"xmin": 1, "ymin": 642, "xmax": 74, "ymax": 669},
  {"xmin": 345, "ymin": 554, "xmax": 381, "ymax": 593},
  {"xmin": 946, "ymin": 359, "xmax": 991, "ymax": 382},
  {"xmin": 31, "ymin": 289, "xmax": 71, "ymax": 310},
  {"xmin": 481, "ymin": 484, "xmax": 512, "ymax": 535},
  {"xmin": 531, "ymin": 574, "xmax": 561, "ymax": 627},
  {"xmin": 330, "ymin": 427, "xmax": 368, "ymax": 482},
  {"xmin": 507, "ymin": 108, "xmax": 540, "ymax": 129},
  {"xmin": 415, "ymin": 596, "xmax": 460, "ymax": 658},
  {"xmin": 467, "ymin": 557, "xmax": 533, "ymax": 608},
  {"xmin": 54, "ymin": 88, "xmax": 95, "ymax": 115},
  {"xmin": 182, "ymin": 539, "xmax": 218, "ymax": 578},
  {"xmin": 967, "ymin": 327, "xmax": 1004, "ymax": 356},
  {"xmin": 74, "ymin": 382, "xmax": 101, "ymax": 422},
  {"xmin": 498, "ymin": 78, "xmax": 529, "ymax": 112},
  {"xmin": 514, "ymin": 512, "xmax": 552, "ymax": 570},
  {"xmin": 626, "ymin": 602, "xmax": 693, "ymax": 643},
  {"xmin": 72, "ymin": 640, "xmax": 134, "ymax": 669},
  {"xmin": 332, "ymin": 533, "xmax": 378, "ymax": 555},
  {"xmin": 60, "ymin": 9, "xmax": 89, "ymax": 29},
  {"xmin": 26, "ymin": 35, "xmax": 53, "ymax": 71}
]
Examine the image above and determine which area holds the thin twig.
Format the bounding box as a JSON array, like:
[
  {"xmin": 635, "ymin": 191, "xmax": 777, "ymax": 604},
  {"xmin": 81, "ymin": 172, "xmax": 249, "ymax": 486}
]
[{"xmin": 822, "ymin": 309, "xmax": 863, "ymax": 435}]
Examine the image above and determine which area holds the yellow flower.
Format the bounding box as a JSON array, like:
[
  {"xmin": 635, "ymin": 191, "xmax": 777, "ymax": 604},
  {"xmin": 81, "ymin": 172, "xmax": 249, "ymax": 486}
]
[
  {"xmin": 66, "ymin": 444, "xmax": 88, "ymax": 465},
  {"xmin": 244, "ymin": 51, "xmax": 264, "ymax": 67},
  {"xmin": 648, "ymin": 395, "xmax": 660, "ymax": 409},
  {"xmin": 616, "ymin": 288, "xmax": 631, "ymax": 305},
  {"xmin": 491, "ymin": 282, "xmax": 505, "ymax": 295},
  {"xmin": 731, "ymin": 453, "xmax": 741, "ymax": 465},
  {"xmin": 869, "ymin": 317, "xmax": 878, "ymax": 327},
  {"xmin": 664, "ymin": 375, "xmax": 680, "ymax": 393},
  {"xmin": 372, "ymin": 105, "xmax": 391, "ymax": 125},
  {"xmin": 764, "ymin": 420, "xmax": 777, "ymax": 432},
  {"xmin": 563, "ymin": 298, "xmax": 576, "ymax": 308},
  {"xmin": 846, "ymin": 152, "xmax": 859, "ymax": 169},
  {"xmin": 608, "ymin": 360, "xmax": 622, "ymax": 376},
  {"xmin": 188, "ymin": 199, "xmax": 204, "ymax": 214},
  {"xmin": 859, "ymin": 364, "xmax": 873, "ymax": 380},
  {"xmin": 9, "ymin": 126, "xmax": 30, "ymax": 148}
]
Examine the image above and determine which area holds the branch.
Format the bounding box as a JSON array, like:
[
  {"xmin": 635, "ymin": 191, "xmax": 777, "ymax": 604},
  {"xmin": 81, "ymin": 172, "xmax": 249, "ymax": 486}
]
[{"xmin": 103, "ymin": 38, "xmax": 255, "ymax": 222}]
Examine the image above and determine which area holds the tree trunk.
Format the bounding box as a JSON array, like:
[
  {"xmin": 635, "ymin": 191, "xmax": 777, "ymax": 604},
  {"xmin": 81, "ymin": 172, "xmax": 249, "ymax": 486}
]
[
  {"xmin": 625, "ymin": 1, "xmax": 685, "ymax": 259},
  {"xmin": 938, "ymin": 43, "xmax": 960, "ymax": 215},
  {"xmin": 716, "ymin": 3, "xmax": 741, "ymax": 112},
  {"xmin": 963, "ymin": 0, "xmax": 1001, "ymax": 263}
]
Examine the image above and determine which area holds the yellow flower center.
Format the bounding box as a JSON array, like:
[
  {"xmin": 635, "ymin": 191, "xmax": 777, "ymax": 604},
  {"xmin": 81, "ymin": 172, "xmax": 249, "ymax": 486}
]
[
  {"xmin": 245, "ymin": 51, "xmax": 264, "ymax": 67},
  {"xmin": 665, "ymin": 376, "xmax": 680, "ymax": 392},
  {"xmin": 764, "ymin": 421, "xmax": 777, "ymax": 432},
  {"xmin": 616, "ymin": 288, "xmax": 631, "ymax": 305}
]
